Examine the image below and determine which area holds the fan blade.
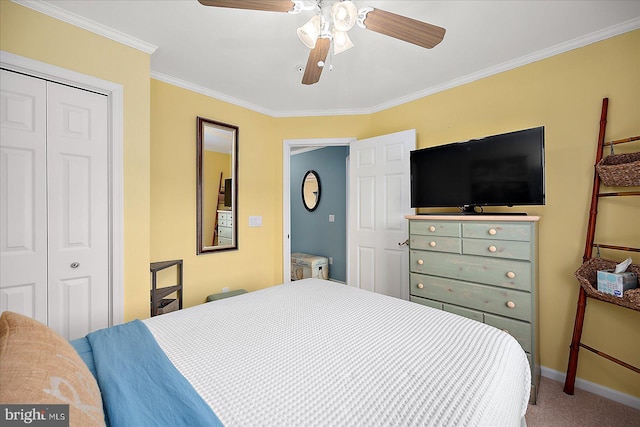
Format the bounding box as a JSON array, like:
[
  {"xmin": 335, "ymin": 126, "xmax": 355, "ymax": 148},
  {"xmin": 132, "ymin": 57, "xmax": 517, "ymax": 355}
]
[
  {"xmin": 198, "ymin": 0, "xmax": 296, "ymax": 13},
  {"xmin": 360, "ymin": 8, "xmax": 445, "ymax": 49},
  {"xmin": 302, "ymin": 38, "xmax": 330, "ymax": 85}
]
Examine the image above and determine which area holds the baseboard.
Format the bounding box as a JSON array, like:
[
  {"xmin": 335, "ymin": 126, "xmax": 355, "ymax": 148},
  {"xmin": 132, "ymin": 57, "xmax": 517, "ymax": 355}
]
[{"xmin": 541, "ymin": 366, "xmax": 640, "ymax": 410}]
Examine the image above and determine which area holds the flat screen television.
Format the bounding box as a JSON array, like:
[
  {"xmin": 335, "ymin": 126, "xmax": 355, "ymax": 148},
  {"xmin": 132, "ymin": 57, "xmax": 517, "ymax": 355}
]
[{"xmin": 410, "ymin": 126, "xmax": 545, "ymax": 213}]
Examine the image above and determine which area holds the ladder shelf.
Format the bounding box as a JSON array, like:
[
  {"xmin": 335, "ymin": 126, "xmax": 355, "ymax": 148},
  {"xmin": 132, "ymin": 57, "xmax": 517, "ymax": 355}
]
[{"xmin": 563, "ymin": 98, "xmax": 640, "ymax": 394}]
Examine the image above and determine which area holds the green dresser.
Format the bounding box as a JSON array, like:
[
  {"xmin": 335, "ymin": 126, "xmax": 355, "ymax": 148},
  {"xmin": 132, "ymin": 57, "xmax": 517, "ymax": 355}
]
[{"xmin": 407, "ymin": 215, "xmax": 540, "ymax": 403}]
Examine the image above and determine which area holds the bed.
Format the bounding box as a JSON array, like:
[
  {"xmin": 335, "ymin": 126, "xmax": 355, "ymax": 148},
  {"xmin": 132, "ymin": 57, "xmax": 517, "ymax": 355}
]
[{"xmin": 0, "ymin": 278, "xmax": 531, "ymax": 426}]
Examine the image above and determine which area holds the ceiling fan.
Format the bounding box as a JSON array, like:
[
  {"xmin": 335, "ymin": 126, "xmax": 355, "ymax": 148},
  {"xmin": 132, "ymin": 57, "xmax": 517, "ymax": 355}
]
[{"xmin": 197, "ymin": 0, "xmax": 446, "ymax": 85}]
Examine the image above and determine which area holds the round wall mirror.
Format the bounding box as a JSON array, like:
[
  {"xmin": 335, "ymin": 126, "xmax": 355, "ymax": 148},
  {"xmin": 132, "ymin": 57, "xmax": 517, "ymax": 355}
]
[{"xmin": 302, "ymin": 170, "xmax": 321, "ymax": 212}]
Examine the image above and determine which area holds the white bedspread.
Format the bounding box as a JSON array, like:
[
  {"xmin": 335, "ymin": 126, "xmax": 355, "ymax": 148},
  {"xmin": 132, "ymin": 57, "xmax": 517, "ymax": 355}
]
[{"xmin": 144, "ymin": 279, "xmax": 530, "ymax": 426}]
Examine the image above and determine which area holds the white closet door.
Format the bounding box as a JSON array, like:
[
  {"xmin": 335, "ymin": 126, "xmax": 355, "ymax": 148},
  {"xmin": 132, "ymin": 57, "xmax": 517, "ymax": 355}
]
[
  {"xmin": 0, "ymin": 70, "xmax": 48, "ymax": 323},
  {"xmin": 47, "ymin": 82, "xmax": 109, "ymax": 340}
]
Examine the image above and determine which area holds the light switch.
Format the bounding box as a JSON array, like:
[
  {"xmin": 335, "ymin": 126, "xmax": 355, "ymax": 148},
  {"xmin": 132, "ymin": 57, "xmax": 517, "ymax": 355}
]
[
  {"xmin": 249, "ymin": 216, "xmax": 262, "ymax": 227},
  {"xmin": 329, "ymin": 214, "xmax": 335, "ymax": 223}
]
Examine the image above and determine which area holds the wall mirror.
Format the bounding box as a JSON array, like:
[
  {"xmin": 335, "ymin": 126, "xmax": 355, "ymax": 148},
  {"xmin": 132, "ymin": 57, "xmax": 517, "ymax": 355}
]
[
  {"xmin": 196, "ymin": 117, "xmax": 238, "ymax": 254},
  {"xmin": 302, "ymin": 170, "xmax": 321, "ymax": 212}
]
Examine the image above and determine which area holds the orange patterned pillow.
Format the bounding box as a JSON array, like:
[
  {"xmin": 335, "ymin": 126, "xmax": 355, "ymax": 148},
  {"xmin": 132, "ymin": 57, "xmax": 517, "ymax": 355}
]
[{"xmin": 0, "ymin": 311, "xmax": 105, "ymax": 427}]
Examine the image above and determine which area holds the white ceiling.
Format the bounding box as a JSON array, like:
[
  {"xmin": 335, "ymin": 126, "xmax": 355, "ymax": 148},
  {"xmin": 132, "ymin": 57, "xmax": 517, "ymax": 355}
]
[{"xmin": 21, "ymin": 0, "xmax": 640, "ymax": 117}]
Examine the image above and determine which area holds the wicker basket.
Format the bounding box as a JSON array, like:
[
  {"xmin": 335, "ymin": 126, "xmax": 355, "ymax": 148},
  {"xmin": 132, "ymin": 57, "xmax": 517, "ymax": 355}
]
[
  {"xmin": 595, "ymin": 152, "xmax": 640, "ymax": 187},
  {"xmin": 575, "ymin": 258, "xmax": 640, "ymax": 311}
]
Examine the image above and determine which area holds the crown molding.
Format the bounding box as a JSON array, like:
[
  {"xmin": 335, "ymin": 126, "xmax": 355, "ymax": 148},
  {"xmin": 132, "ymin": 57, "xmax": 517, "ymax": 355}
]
[
  {"xmin": 150, "ymin": 71, "xmax": 371, "ymax": 118},
  {"xmin": 150, "ymin": 71, "xmax": 275, "ymax": 117},
  {"xmin": 12, "ymin": 0, "xmax": 157, "ymax": 54},
  {"xmin": 369, "ymin": 17, "xmax": 640, "ymax": 114},
  {"xmin": 16, "ymin": 0, "xmax": 638, "ymax": 118}
]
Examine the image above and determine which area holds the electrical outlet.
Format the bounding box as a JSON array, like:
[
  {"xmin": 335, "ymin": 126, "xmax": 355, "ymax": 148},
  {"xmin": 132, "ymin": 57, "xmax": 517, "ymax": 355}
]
[
  {"xmin": 249, "ymin": 216, "xmax": 262, "ymax": 227},
  {"xmin": 329, "ymin": 214, "xmax": 335, "ymax": 223},
  {"xmin": 222, "ymin": 287, "xmax": 229, "ymax": 293}
]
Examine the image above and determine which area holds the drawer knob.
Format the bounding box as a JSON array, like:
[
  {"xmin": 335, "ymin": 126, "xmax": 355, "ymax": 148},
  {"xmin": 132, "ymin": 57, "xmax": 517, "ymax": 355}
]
[
  {"xmin": 506, "ymin": 271, "xmax": 516, "ymax": 279},
  {"xmin": 488, "ymin": 245, "xmax": 497, "ymax": 253},
  {"xmin": 506, "ymin": 301, "xmax": 516, "ymax": 309},
  {"xmin": 429, "ymin": 241, "xmax": 437, "ymax": 247},
  {"xmin": 417, "ymin": 283, "xmax": 424, "ymax": 289},
  {"xmin": 488, "ymin": 228, "xmax": 497, "ymax": 235},
  {"xmin": 428, "ymin": 226, "xmax": 436, "ymax": 232},
  {"xmin": 417, "ymin": 259, "xmax": 424, "ymax": 265}
]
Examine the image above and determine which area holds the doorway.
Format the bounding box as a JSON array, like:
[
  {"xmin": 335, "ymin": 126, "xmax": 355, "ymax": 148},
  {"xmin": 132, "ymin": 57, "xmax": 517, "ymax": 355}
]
[
  {"xmin": 283, "ymin": 130, "xmax": 416, "ymax": 299},
  {"xmin": 283, "ymin": 138, "xmax": 354, "ymax": 283}
]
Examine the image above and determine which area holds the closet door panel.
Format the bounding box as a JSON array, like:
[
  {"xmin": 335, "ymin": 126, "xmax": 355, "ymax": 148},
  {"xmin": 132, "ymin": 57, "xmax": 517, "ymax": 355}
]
[
  {"xmin": 0, "ymin": 70, "xmax": 47, "ymax": 323},
  {"xmin": 47, "ymin": 82, "xmax": 109, "ymax": 339}
]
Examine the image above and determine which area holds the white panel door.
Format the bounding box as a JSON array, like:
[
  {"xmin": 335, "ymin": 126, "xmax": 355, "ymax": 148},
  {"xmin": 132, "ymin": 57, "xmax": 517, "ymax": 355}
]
[
  {"xmin": 0, "ymin": 70, "xmax": 48, "ymax": 323},
  {"xmin": 348, "ymin": 129, "xmax": 415, "ymax": 299},
  {"xmin": 0, "ymin": 71, "xmax": 109, "ymax": 340},
  {"xmin": 47, "ymin": 82, "xmax": 109, "ymax": 340}
]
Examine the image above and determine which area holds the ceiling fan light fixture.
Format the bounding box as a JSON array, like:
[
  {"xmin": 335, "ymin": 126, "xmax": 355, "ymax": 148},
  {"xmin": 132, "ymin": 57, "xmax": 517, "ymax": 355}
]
[
  {"xmin": 357, "ymin": 6, "xmax": 373, "ymax": 29},
  {"xmin": 297, "ymin": 15, "xmax": 323, "ymax": 49},
  {"xmin": 332, "ymin": 29, "xmax": 354, "ymax": 55},
  {"xmin": 331, "ymin": 1, "xmax": 358, "ymax": 32},
  {"xmin": 294, "ymin": 0, "xmax": 318, "ymax": 12}
]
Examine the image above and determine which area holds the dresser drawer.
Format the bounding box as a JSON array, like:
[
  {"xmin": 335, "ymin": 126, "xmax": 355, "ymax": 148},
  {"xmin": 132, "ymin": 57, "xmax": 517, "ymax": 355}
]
[
  {"xmin": 410, "ymin": 273, "xmax": 532, "ymax": 322},
  {"xmin": 410, "ymin": 251, "xmax": 532, "ymax": 292},
  {"xmin": 410, "ymin": 296, "xmax": 443, "ymax": 310},
  {"xmin": 218, "ymin": 226, "xmax": 232, "ymax": 238},
  {"xmin": 485, "ymin": 314, "xmax": 532, "ymax": 353},
  {"xmin": 218, "ymin": 236, "xmax": 232, "ymax": 245},
  {"xmin": 443, "ymin": 304, "xmax": 484, "ymax": 323},
  {"xmin": 462, "ymin": 238, "xmax": 532, "ymax": 261},
  {"xmin": 410, "ymin": 235, "xmax": 461, "ymax": 253},
  {"xmin": 462, "ymin": 222, "xmax": 531, "ymax": 241},
  {"xmin": 410, "ymin": 221, "xmax": 460, "ymax": 237}
]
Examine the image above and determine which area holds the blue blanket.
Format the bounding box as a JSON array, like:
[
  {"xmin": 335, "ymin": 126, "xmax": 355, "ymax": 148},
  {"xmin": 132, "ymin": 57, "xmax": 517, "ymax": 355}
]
[{"xmin": 86, "ymin": 320, "xmax": 222, "ymax": 427}]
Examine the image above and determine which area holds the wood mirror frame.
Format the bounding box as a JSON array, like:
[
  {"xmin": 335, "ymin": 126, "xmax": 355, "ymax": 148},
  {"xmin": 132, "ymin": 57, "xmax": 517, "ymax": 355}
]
[{"xmin": 196, "ymin": 117, "xmax": 238, "ymax": 254}]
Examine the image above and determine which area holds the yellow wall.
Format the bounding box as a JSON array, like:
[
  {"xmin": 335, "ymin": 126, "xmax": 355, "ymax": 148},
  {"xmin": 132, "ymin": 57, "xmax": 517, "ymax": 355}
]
[
  {"xmin": 0, "ymin": 1, "xmax": 151, "ymax": 321},
  {"xmin": 368, "ymin": 31, "xmax": 640, "ymax": 397},
  {"xmin": 3, "ymin": 0, "xmax": 638, "ymax": 399},
  {"xmin": 150, "ymin": 80, "xmax": 281, "ymax": 304},
  {"xmin": 150, "ymin": 80, "xmax": 372, "ymax": 306}
]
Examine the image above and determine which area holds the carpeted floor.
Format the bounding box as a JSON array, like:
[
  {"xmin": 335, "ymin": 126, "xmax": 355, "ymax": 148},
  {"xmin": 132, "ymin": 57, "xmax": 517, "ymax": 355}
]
[{"xmin": 525, "ymin": 377, "xmax": 640, "ymax": 426}]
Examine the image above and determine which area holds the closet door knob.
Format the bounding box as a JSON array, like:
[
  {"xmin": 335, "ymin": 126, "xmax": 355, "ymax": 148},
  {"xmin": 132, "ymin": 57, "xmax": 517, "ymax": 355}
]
[
  {"xmin": 428, "ymin": 226, "xmax": 436, "ymax": 232},
  {"xmin": 488, "ymin": 245, "xmax": 497, "ymax": 253},
  {"xmin": 417, "ymin": 259, "xmax": 424, "ymax": 265},
  {"xmin": 70, "ymin": 262, "xmax": 80, "ymax": 269},
  {"xmin": 506, "ymin": 301, "xmax": 516, "ymax": 309},
  {"xmin": 417, "ymin": 283, "xmax": 424, "ymax": 289},
  {"xmin": 429, "ymin": 241, "xmax": 437, "ymax": 247},
  {"xmin": 488, "ymin": 228, "xmax": 497, "ymax": 235},
  {"xmin": 506, "ymin": 271, "xmax": 516, "ymax": 279}
]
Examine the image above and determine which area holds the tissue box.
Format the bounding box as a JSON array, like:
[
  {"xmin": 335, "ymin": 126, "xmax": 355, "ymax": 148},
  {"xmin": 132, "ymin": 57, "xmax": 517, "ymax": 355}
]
[{"xmin": 596, "ymin": 270, "xmax": 638, "ymax": 297}]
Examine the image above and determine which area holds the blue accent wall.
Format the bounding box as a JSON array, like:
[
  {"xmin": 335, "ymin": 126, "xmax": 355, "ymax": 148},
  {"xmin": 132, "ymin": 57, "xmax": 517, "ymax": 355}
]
[{"xmin": 291, "ymin": 146, "xmax": 349, "ymax": 282}]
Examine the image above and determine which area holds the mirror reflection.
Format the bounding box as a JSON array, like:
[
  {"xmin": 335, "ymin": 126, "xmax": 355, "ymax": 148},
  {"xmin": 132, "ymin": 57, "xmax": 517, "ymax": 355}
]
[
  {"xmin": 197, "ymin": 117, "xmax": 238, "ymax": 254},
  {"xmin": 302, "ymin": 170, "xmax": 321, "ymax": 212}
]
